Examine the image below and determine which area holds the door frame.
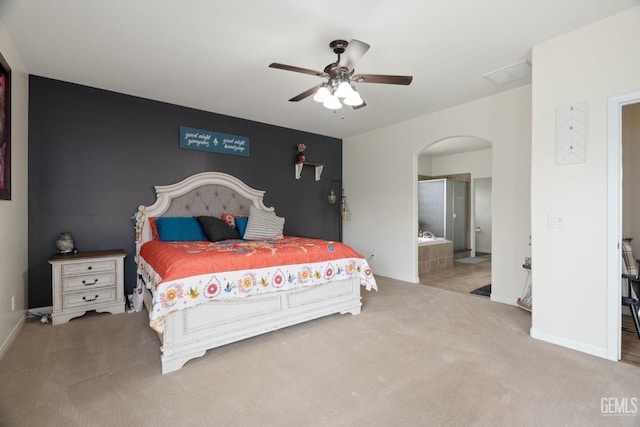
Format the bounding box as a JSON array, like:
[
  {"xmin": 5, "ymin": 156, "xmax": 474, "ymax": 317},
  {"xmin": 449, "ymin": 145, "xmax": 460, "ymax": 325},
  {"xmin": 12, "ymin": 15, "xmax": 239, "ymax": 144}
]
[
  {"xmin": 606, "ymin": 90, "xmax": 640, "ymax": 361},
  {"xmin": 473, "ymin": 177, "xmax": 492, "ymax": 257}
]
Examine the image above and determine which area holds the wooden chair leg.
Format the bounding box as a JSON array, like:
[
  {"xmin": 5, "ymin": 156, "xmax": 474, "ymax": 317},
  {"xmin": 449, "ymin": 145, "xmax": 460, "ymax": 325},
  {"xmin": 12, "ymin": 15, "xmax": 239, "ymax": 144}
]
[
  {"xmin": 622, "ymin": 296, "xmax": 640, "ymax": 341},
  {"xmin": 631, "ymin": 304, "xmax": 640, "ymax": 341}
]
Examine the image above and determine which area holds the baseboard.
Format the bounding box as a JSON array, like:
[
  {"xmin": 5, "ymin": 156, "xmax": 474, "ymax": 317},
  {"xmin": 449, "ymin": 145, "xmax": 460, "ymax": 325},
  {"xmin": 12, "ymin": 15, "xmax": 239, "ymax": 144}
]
[
  {"xmin": 0, "ymin": 314, "xmax": 25, "ymax": 361},
  {"xmin": 490, "ymin": 294, "xmax": 517, "ymax": 306},
  {"xmin": 530, "ymin": 327, "xmax": 610, "ymax": 360},
  {"xmin": 374, "ymin": 270, "xmax": 418, "ymax": 284}
]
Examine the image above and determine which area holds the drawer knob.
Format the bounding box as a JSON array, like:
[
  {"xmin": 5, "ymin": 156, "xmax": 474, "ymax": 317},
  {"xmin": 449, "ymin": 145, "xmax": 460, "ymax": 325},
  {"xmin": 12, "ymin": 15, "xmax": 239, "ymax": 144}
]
[
  {"xmin": 87, "ymin": 266, "xmax": 92, "ymax": 270},
  {"xmin": 83, "ymin": 295, "xmax": 99, "ymax": 302},
  {"xmin": 82, "ymin": 279, "xmax": 99, "ymax": 286}
]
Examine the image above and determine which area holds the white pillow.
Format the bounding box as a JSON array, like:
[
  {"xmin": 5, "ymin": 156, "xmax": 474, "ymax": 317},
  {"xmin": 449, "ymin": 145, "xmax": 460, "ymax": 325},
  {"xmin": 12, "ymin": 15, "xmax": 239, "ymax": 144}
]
[{"xmin": 243, "ymin": 207, "xmax": 285, "ymax": 240}]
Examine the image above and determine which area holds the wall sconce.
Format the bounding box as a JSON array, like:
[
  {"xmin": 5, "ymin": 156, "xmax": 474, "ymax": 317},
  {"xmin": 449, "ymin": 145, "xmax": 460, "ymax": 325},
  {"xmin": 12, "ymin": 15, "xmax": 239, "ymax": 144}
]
[
  {"xmin": 328, "ymin": 180, "xmax": 346, "ymax": 242},
  {"xmin": 328, "ymin": 188, "xmax": 337, "ymax": 204},
  {"xmin": 340, "ymin": 191, "xmax": 351, "ymax": 221},
  {"xmin": 328, "ymin": 181, "xmax": 350, "ymax": 221}
]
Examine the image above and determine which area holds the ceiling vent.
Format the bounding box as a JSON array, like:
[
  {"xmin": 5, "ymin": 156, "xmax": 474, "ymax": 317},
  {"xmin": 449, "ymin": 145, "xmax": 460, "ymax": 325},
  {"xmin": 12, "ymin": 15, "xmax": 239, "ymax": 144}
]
[{"xmin": 483, "ymin": 60, "xmax": 531, "ymax": 86}]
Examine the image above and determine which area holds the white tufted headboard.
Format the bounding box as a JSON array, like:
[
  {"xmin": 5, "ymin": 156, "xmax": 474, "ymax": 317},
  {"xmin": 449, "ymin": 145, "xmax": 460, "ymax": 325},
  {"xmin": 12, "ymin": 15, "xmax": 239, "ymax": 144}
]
[{"xmin": 133, "ymin": 172, "xmax": 274, "ymax": 255}]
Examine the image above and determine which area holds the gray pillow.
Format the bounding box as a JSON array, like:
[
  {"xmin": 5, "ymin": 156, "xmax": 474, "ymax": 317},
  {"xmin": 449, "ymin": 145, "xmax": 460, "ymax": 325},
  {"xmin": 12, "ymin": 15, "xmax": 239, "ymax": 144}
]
[
  {"xmin": 242, "ymin": 207, "xmax": 285, "ymax": 240},
  {"xmin": 197, "ymin": 216, "xmax": 240, "ymax": 242}
]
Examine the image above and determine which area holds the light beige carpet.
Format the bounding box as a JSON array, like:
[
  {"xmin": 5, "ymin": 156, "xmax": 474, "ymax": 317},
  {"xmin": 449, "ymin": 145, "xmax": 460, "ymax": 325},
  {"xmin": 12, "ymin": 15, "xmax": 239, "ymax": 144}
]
[{"xmin": 1, "ymin": 276, "xmax": 639, "ymax": 426}]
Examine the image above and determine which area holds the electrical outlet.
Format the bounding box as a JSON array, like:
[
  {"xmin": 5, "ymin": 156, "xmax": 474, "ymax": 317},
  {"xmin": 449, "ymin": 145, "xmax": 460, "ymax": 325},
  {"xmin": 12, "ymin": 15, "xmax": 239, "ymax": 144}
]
[{"xmin": 11, "ymin": 295, "xmax": 15, "ymax": 311}]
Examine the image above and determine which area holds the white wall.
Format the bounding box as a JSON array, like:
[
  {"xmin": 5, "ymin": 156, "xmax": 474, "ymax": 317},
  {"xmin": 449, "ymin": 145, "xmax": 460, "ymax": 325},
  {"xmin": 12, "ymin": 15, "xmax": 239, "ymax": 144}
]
[
  {"xmin": 431, "ymin": 148, "xmax": 492, "ymax": 178},
  {"xmin": 417, "ymin": 156, "xmax": 432, "ymax": 176},
  {"xmin": 0, "ymin": 22, "xmax": 28, "ymax": 357},
  {"xmin": 530, "ymin": 6, "xmax": 640, "ymax": 357},
  {"xmin": 343, "ymin": 85, "xmax": 531, "ymax": 305}
]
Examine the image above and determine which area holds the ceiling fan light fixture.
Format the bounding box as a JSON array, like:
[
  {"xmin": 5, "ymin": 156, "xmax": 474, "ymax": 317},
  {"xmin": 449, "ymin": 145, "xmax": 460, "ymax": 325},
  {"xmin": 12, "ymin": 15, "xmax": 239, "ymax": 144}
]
[
  {"xmin": 323, "ymin": 94, "xmax": 342, "ymax": 110},
  {"xmin": 313, "ymin": 85, "xmax": 331, "ymax": 103},
  {"xmin": 269, "ymin": 38, "xmax": 413, "ymax": 110},
  {"xmin": 343, "ymin": 91, "xmax": 364, "ymax": 106},
  {"xmin": 334, "ymin": 80, "xmax": 354, "ymax": 98}
]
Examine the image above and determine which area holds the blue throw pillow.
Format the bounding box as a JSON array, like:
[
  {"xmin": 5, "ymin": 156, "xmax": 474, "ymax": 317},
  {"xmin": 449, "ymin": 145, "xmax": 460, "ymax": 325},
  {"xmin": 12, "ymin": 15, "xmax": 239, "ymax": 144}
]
[
  {"xmin": 155, "ymin": 217, "xmax": 207, "ymax": 242},
  {"xmin": 235, "ymin": 216, "xmax": 249, "ymax": 238}
]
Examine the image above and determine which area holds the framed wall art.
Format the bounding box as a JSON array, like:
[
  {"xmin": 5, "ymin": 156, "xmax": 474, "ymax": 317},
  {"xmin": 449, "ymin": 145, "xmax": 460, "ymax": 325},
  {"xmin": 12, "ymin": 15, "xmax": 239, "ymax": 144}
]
[
  {"xmin": 0, "ymin": 52, "xmax": 10, "ymax": 200},
  {"xmin": 555, "ymin": 102, "xmax": 587, "ymax": 165}
]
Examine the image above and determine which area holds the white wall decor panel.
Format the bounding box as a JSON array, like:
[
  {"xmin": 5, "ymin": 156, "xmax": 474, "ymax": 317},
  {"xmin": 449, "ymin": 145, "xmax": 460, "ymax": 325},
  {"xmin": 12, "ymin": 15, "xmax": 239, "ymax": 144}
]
[{"xmin": 556, "ymin": 103, "xmax": 587, "ymax": 165}]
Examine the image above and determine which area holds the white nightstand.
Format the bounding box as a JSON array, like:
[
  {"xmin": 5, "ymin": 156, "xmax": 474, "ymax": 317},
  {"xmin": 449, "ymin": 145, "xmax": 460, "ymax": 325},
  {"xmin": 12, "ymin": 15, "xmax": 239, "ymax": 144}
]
[{"xmin": 48, "ymin": 249, "xmax": 126, "ymax": 325}]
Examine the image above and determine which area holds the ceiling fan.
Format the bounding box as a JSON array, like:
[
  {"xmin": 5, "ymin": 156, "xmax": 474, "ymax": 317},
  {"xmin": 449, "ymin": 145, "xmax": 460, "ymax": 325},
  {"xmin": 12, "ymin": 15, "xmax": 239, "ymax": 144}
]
[{"xmin": 269, "ymin": 39, "xmax": 413, "ymax": 110}]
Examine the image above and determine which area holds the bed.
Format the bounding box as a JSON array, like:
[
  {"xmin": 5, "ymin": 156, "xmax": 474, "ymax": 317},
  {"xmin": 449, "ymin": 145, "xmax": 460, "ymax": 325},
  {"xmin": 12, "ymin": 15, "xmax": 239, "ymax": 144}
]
[{"xmin": 132, "ymin": 172, "xmax": 377, "ymax": 374}]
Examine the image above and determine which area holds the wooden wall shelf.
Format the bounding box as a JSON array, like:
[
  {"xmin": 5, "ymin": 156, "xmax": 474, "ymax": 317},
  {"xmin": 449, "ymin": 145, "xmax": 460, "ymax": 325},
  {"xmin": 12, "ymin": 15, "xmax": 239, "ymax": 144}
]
[{"xmin": 295, "ymin": 162, "xmax": 324, "ymax": 181}]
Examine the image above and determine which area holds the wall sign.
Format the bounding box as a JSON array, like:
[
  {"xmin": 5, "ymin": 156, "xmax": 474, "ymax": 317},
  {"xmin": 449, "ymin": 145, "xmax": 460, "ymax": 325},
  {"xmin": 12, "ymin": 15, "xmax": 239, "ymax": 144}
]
[
  {"xmin": 179, "ymin": 126, "xmax": 249, "ymax": 157},
  {"xmin": 555, "ymin": 103, "xmax": 587, "ymax": 165}
]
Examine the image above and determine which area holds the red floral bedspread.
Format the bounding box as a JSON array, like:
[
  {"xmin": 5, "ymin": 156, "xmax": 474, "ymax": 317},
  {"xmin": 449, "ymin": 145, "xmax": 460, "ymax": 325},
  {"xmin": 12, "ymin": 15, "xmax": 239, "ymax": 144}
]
[{"xmin": 137, "ymin": 236, "xmax": 377, "ymax": 332}]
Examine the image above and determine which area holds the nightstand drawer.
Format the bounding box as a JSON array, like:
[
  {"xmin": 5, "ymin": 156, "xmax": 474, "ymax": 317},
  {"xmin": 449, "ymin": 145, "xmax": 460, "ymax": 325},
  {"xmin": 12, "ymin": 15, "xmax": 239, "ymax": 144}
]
[
  {"xmin": 63, "ymin": 288, "xmax": 117, "ymax": 309},
  {"xmin": 62, "ymin": 272, "xmax": 115, "ymax": 292},
  {"xmin": 62, "ymin": 260, "xmax": 115, "ymax": 276}
]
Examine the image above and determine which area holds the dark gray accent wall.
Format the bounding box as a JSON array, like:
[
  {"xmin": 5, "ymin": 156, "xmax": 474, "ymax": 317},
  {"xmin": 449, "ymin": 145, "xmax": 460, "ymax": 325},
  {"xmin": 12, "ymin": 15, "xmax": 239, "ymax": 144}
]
[{"xmin": 28, "ymin": 76, "xmax": 342, "ymax": 309}]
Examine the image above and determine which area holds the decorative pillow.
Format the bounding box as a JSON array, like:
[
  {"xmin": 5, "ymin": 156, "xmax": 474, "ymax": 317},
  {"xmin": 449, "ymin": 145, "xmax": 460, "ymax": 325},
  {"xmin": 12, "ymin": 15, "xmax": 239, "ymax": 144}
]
[
  {"xmin": 154, "ymin": 217, "xmax": 207, "ymax": 242},
  {"xmin": 235, "ymin": 216, "xmax": 249, "ymax": 238},
  {"xmin": 221, "ymin": 212, "xmax": 239, "ymax": 229},
  {"xmin": 221, "ymin": 212, "xmax": 249, "ymax": 238},
  {"xmin": 622, "ymin": 239, "xmax": 638, "ymax": 276},
  {"xmin": 149, "ymin": 217, "xmax": 160, "ymax": 240},
  {"xmin": 243, "ymin": 207, "xmax": 285, "ymax": 240},
  {"xmin": 197, "ymin": 216, "xmax": 240, "ymax": 242}
]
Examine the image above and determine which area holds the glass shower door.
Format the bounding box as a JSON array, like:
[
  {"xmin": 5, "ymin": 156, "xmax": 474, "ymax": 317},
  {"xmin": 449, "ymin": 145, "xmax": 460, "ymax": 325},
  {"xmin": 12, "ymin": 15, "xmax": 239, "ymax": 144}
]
[{"xmin": 418, "ymin": 179, "xmax": 445, "ymax": 237}]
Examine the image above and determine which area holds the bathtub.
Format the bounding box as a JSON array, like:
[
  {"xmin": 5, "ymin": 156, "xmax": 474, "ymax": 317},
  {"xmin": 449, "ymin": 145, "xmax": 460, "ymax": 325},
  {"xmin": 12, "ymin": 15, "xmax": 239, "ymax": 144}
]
[
  {"xmin": 418, "ymin": 236, "xmax": 446, "ymax": 245},
  {"xmin": 418, "ymin": 238, "xmax": 453, "ymax": 278}
]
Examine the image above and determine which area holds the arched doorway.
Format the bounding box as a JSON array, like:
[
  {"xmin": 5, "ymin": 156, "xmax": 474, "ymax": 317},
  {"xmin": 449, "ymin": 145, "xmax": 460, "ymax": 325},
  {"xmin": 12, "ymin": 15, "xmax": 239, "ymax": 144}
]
[{"xmin": 416, "ymin": 136, "xmax": 493, "ymax": 293}]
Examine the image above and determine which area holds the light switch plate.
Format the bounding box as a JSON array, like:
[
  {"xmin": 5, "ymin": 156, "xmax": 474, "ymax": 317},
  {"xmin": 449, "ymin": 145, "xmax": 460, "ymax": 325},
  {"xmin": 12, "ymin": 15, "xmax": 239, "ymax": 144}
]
[{"xmin": 549, "ymin": 214, "xmax": 564, "ymax": 228}]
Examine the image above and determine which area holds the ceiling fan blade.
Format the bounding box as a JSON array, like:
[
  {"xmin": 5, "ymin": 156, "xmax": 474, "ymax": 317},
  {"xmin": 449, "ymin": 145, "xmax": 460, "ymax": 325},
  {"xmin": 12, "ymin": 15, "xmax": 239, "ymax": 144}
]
[
  {"xmin": 289, "ymin": 84, "xmax": 322, "ymax": 102},
  {"xmin": 269, "ymin": 63, "xmax": 325, "ymax": 77},
  {"xmin": 352, "ymin": 74, "xmax": 413, "ymax": 85},
  {"xmin": 352, "ymin": 100, "xmax": 367, "ymax": 110},
  {"xmin": 338, "ymin": 39, "xmax": 370, "ymax": 71}
]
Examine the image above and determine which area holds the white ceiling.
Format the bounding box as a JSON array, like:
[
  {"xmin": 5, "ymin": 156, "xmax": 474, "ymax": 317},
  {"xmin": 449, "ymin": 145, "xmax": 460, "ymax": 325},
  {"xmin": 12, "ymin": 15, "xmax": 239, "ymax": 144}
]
[{"xmin": 1, "ymin": 0, "xmax": 638, "ymax": 140}]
